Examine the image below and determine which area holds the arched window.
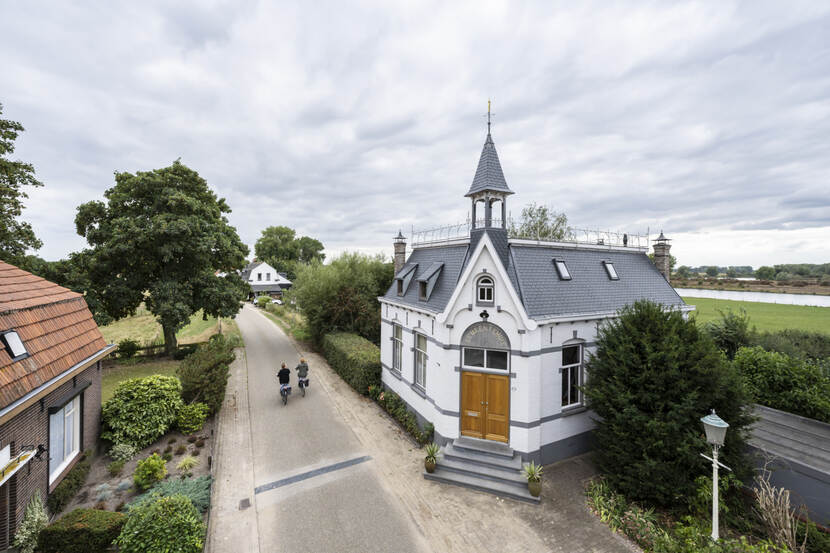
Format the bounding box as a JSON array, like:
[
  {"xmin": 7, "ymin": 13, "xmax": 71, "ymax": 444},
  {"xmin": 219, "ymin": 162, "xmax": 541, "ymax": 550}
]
[{"xmin": 477, "ymin": 275, "xmax": 494, "ymax": 304}]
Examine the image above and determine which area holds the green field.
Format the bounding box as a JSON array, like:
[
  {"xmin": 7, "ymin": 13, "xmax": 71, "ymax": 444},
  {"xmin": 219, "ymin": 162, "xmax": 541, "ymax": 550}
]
[
  {"xmin": 101, "ymin": 358, "xmax": 180, "ymax": 402},
  {"xmin": 683, "ymin": 297, "xmax": 830, "ymax": 334},
  {"xmin": 99, "ymin": 304, "xmax": 240, "ymax": 346}
]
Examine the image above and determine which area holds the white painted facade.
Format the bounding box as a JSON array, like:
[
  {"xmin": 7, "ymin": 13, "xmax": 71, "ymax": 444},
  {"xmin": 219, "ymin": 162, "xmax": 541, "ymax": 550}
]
[{"xmin": 246, "ymin": 261, "xmax": 290, "ymax": 287}]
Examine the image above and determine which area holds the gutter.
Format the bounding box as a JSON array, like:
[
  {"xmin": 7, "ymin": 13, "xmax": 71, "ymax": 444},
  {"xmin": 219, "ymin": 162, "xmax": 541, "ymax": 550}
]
[{"xmin": 0, "ymin": 344, "xmax": 116, "ymax": 426}]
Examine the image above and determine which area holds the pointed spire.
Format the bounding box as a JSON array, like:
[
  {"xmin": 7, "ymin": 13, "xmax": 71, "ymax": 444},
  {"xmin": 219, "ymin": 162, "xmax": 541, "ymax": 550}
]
[{"xmin": 465, "ymin": 124, "xmax": 514, "ymax": 197}]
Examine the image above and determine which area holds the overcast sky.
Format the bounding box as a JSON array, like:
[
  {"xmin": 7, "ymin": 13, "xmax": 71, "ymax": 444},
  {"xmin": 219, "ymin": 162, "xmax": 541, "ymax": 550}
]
[{"xmin": 2, "ymin": 1, "xmax": 829, "ymax": 268}]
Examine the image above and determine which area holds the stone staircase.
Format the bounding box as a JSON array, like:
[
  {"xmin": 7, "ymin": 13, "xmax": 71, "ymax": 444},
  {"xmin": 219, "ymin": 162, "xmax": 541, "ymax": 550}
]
[{"xmin": 423, "ymin": 436, "xmax": 539, "ymax": 504}]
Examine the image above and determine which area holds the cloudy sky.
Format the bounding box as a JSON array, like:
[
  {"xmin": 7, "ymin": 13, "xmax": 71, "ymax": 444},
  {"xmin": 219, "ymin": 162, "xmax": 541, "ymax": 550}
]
[{"xmin": 2, "ymin": 1, "xmax": 829, "ymax": 268}]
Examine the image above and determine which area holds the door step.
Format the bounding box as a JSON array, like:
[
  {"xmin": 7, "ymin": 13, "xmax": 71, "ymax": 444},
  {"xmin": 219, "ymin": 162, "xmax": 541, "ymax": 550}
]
[{"xmin": 423, "ymin": 438, "xmax": 539, "ymax": 504}]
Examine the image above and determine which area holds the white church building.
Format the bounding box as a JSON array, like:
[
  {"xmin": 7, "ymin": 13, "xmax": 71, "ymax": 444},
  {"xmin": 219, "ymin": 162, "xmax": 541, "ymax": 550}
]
[{"xmin": 379, "ymin": 126, "xmax": 689, "ymax": 500}]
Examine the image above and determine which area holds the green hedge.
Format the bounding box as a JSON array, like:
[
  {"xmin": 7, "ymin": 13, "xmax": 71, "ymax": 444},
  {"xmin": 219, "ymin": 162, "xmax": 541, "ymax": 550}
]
[
  {"xmin": 734, "ymin": 346, "xmax": 830, "ymax": 423},
  {"xmin": 38, "ymin": 508, "xmax": 126, "ymax": 553},
  {"xmin": 321, "ymin": 332, "xmax": 381, "ymax": 394},
  {"xmin": 101, "ymin": 375, "xmax": 183, "ymax": 449},
  {"xmin": 369, "ymin": 386, "xmax": 434, "ymax": 445},
  {"xmin": 47, "ymin": 451, "xmax": 92, "ymax": 515},
  {"xmin": 177, "ymin": 334, "xmax": 235, "ymax": 414},
  {"xmin": 115, "ymin": 495, "xmax": 204, "ymax": 553}
]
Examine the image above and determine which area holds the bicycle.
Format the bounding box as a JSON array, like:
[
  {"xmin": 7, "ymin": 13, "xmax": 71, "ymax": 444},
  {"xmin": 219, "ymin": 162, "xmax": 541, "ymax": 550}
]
[
  {"xmin": 280, "ymin": 384, "xmax": 292, "ymax": 406},
  {"xmin": 298, "ymin": 377, "xmax": 309, "ymax": 397}
]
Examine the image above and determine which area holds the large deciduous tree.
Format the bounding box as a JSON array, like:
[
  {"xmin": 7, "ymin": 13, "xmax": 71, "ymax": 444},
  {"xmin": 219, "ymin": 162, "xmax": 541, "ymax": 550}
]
[
  {"xmin": 582, "ymin": 300, "xmax": 753, "ymax": 510},
  {"xmin": 76, "ymin": 161, "xmax": 248, "ymax": 354},
  {"xmin": 508, "ymin": 202, "xmax": 570, "ymax": 241},
  {"xmin": 0, "ymin": 103, "xmax": 43, "ymax": 263},
  {"xmin": 254, "ymin": 225, "xmax": 325, "ymax": 280}
]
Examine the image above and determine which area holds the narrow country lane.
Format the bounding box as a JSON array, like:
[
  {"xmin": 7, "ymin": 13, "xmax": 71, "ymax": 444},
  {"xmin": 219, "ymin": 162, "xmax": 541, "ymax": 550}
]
[{"xmin": 235, "ymin": 304, "xmax": 430, "ymax": 553}]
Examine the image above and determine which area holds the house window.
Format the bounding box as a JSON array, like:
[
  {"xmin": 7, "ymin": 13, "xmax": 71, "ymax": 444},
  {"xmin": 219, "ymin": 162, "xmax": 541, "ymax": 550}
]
[
  {"xmin": 266, "ymin": 272, "xmax": 271, "ymax": 281},
  {"xmin": 554, "ymin": 259, "xmax": 571, "ymax": 280},
  {"xmin": 414, "ymin": 333, "xmax": 427, "ymax": 388},
  {"xmin": 604, "ymin": 262, "xmax": 619, "ymax": 280},
  {"xmin": 477, "ymin": 276, "xmax": 494, "ymax": 304},
  {"xmin": 392, "ymin": 324, "xmax": 402, "ymax": 372},
  {"xmin": 1, "ymin": 330, "xmax": 27, "ymax": 359},
  {"xmin": 561, "ymin": 345, "xmax": 582, "ymax": 408},
  {"xmin": 396, "ymin": 280, "xmax": 403, "ymax": 296},
  {"xmin": 418, "ymin": 281, "xmax": 427, "ymax": 301},
  {"xmin": 49, "ymin": 395, "xmax": 81, "ymax": 484},
  {"xmin": 257, "ymin": 273, "xmax": 262, "ymax": 281},
  {"xmin": 463, "ymin": 347, "xmax": 508, "ymax": 370}
]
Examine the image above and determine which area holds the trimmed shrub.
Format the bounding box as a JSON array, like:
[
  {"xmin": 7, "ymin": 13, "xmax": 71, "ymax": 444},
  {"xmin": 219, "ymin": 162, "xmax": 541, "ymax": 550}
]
[
  {"xmin": 256, "ymin": 295, "xmax": 271, "ymax": 308},
  {"xmin": 128, "ymin": 476, "xmax": 211, "ymax": 513},
  {"xmin": 177, "ymin": 334, "xmax": 235, "ymax": 414},
  {"xmin": 47, "ymin": 451, "xmax": 92, "ymax": 515},
  {"xmin": 133, "ymin": 454, "xmax": 167, "ymax": 491},
  {"xmin": 173, "ymin": 343, "xmax": 198, "ymax": 360},
  {"xmin": 117, "ymin": 338, "xmax": 140, "ymax": 359},
  {"xmin": 102, "ymin": 376, "xmax": 183, "ymax": 449},
  {"xmin": 733, "ymin": 346, "xmax": 830, "ymax": 423},
  {"xmin": 108, "ymin": 443, "xmax": 137, "ymax": 463},
  {"xmin": 321, "ymin": 332, "xmax": 381, "ymax": 394},
  {"xmin": 115, "ymin": 495, "xmax": 205, "ymax": 553},
  {"xmin": 176, "ymin": 402, "xmax": 210, "ymax": 434},
  {"xmin": 37, "ymin": 508, "xmax": 125, "ymax": 553},
  {"xmin": 704, "ymin": 309, "xmax": 755, "ymax": 359},
  {"xmin": 13, "ymin": 490, "xmax": 47, "ymax": 553},
  {"xmin": 377, "ymin": 390, "xmax": 434, "ymax": 445}
]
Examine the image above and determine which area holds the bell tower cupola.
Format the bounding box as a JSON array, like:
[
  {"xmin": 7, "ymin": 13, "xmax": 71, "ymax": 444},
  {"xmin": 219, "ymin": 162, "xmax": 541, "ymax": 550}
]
[{"xmin": 466, "ymin": 101, "xmax": 514, "ymax": 230}]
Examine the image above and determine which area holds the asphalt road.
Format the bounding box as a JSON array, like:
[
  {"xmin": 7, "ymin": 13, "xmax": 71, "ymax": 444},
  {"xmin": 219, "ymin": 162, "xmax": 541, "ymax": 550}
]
[{"xmin": 235, "ymin": 304, "xmax": 428, "ymax": 553}]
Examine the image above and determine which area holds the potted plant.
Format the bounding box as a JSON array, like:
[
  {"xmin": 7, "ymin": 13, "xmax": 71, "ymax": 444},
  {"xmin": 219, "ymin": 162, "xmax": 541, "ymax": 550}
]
[
  {"xmin": 523, "ymin": 461, "xmax": 543, "ymax": 497},
  {"xmin": 424, "ymin": 443, "xmax": 440, "ymax": 473}
]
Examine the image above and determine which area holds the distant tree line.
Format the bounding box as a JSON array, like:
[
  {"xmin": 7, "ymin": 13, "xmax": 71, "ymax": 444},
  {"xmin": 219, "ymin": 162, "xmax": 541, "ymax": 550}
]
[{"xmin": 673, "ymin": 264, "xmax": 830, "ymax": 282}]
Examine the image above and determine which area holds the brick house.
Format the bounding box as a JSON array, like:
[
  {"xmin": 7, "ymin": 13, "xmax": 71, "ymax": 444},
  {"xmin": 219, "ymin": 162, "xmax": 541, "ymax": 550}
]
[{"xmin": 0, "ymin": 261, "xmax": 114, "ymax": 547}]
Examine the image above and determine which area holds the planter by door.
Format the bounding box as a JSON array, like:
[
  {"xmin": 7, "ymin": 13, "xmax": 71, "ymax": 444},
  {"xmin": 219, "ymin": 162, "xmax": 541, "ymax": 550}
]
[{"xmin": 460, "ymin": 371, "xmax": 509, "ymax": 443}]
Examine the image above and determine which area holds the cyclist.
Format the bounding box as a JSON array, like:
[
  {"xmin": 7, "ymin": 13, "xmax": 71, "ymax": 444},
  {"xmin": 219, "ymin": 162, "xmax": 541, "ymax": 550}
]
[
  {"xmin": 277, "ymin": 362, "xmax": 291, "ymax": 397},
  {"xmin": 295, "ymin": 358, "xmax": 309, "ymax": 394}
]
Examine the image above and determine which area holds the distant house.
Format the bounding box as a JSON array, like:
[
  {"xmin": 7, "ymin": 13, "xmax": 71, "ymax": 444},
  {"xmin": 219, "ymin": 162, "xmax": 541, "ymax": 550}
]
[
  {"xmin": 240, "ymin": 260, "xmax": 292, "ymax": 299},
  {"xmin": 379, "ymin": 127, "xmax": 690, "ymax": 500},
  {"xmin": 0, "ymin": 261, "xmax": 114, "ymax": 546}
]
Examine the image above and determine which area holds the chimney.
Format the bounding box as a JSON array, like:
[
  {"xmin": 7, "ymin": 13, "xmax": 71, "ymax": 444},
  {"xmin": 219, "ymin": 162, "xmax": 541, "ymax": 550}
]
[
  {"xmin": 652, "ymin": 231, "xmax": 672, "ymax": 282},
  {"xmin": 393, "ymin": 231, "xmax": 407, "ymax": 275}
]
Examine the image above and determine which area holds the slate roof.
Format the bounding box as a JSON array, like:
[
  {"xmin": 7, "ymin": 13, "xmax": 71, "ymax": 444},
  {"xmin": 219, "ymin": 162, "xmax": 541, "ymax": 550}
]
[
  {"xmin": 465, "ymin": 133, "xmax": 514, "ymax": 197},
  {"xmin": 381, "ymin": 232, "xmax": 686, "ymax": 319},
  {"xmin": 0, "ymin": 261, "xmax": 110, "ymax": 409}
]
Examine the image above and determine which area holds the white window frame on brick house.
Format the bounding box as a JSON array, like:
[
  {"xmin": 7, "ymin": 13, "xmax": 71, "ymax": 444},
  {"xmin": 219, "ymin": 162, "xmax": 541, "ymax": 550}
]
[
  {"xmin": 560, "ymin": 343, "xmax": 583, "ymax": 409},
  {"xmin": 392, "ymin": 323, "xmax": 403, "ymax": 372},
  {"xmin": 414, "ymin": 333, "xmax": 428, "ymax": 389},
  {"xmin": 49, "ymin": 394, "xmax": 81, "ymax": 484}
]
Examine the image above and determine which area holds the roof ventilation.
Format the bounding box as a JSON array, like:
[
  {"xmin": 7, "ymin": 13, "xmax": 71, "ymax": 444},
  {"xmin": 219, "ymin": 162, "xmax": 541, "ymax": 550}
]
[{"xmin": 1, "ymin": 330, "xmax": 28, "ymax": 360}]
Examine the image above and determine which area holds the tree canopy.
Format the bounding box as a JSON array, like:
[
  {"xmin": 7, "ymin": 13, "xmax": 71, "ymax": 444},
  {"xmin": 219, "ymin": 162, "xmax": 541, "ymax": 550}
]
[
  {"xmin": 0, "ymin": 103, "xmax": 43, "ymax": 263},
  {"xmin": 254, "ymin": 225, "xmax": 324, "ymax": 280},
  {"xmin": 582, "ymin": 300, "xmax": 753, "ymax": 510},
  {"xmin": 508, "ymin": 202, "xmax": 570, "ymax": 241},
  {"xmin": 75, "ymin": 161, "xmax": 248, "ymax": 353}
]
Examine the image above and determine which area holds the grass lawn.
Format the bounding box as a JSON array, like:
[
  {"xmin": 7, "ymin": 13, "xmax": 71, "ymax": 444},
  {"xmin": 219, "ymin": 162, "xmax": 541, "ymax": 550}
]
[
  {"xmin": 684, "ymin": 296, "xmax": 830, "ymax": 334},
  {"xmin": 101, "ymin": 358, "xmax": 180, "ymax": 402},
  {"xmin": 100, "ymin": 304, "xmax": 241, "ymax": 346}
]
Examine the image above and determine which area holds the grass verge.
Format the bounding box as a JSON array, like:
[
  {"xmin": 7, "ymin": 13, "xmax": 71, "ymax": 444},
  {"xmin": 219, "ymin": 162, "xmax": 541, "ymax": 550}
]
[
  {"xmin": 684, "ymin": 296, "xmax": 830, "ymax": 334},
  {"xmin": 102, "ymin": 358, "xmax": 180, "ymax": 402}
]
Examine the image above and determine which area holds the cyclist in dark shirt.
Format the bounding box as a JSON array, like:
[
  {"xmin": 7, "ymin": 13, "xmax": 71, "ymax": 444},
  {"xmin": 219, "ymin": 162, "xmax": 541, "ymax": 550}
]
[{"xmin": 277, "ymin": 362, "xmax": 291, "ymax": 395}]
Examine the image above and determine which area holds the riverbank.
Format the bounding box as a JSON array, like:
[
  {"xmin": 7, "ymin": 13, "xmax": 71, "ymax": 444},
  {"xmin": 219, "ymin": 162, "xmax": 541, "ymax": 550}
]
[
  {"xmin": 682, "ymin": 296, "xmax": 830, "ymax": 334},
  {"xmin": 673, "ymin": 277, "xmax": 830, "ymax": 296}
]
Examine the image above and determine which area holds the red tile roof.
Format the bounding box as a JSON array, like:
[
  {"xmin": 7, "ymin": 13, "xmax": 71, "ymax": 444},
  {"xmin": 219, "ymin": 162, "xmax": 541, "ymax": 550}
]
[{"xmin": 0, "ymin": 261, "xmax": 109, "ymax": 409}]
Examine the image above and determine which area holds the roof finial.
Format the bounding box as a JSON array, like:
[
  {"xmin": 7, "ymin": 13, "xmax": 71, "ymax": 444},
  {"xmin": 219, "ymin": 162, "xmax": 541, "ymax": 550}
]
[{"xmin": 487, "ymin": 99, "xmax": 491, "ymax": 135}]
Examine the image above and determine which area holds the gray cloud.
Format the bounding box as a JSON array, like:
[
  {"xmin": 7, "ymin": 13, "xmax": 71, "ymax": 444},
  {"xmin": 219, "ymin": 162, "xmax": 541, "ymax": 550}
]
[{"xmin": 2, "ymin": 0, "xmax": 829, "ymax": 267}]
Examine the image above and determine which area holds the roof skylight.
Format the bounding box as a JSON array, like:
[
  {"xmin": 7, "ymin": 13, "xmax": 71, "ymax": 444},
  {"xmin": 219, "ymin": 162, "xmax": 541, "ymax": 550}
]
[
  {"xmin": 554, "ymin": 259, "xmax": 571, "ymax": 280},
  {"xmin": 604, "ymin": 261, "xmax": 619, "ymax": 280},
  {"xmin": 1, "ymin": 330, "xmax": 28, "ymax": 359}
]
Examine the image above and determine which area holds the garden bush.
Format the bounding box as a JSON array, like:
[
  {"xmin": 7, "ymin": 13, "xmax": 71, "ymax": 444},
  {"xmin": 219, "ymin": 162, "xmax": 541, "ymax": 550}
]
[
  {"xmin": 256, "ymin": 295, "xmax": 271, "ymax": 308},
  {"xmin": 321, "ymin": 332, "xmax": 381, "ymax": 394},
  {"xmin": 115, "ymin": 495, "xmax": 205, "ymax": 553},
  {"xmin": 13, "ymin": 491, "xmax": 47, "ymax": 553},
  {"xmin": 733, "ymin": 346, "xmax": 830, "ymax": 423},
  {"xmin": 582, "ymin": 300, "xmax": 754, "ymax": 510},
  {"xmin": 373, "ymin": 387, "xmax": 434, "ymax": 445},
  {"xmin": 101, "ymin": 376, "xmax": 183, "ymax": 449},
  {"xmin": 47, "ymin": 450, "xmax": 92, "ymax": 515},
  {"xmin": 108, "ymin": 460, "xmax": 125, "ymax": 477},
  {"xmin": 108, "ymin": 443, "xmax": 137, "ymax": 462},
  {"xmin": 128, "ymin": 476, "xmax": 212, "ymax": 513},
  {"xmin": 37, "ymin": 508, "xmax": 126, "ymax": 553},
  {"xmin": 752, "ymin": 329, "xmax": 830, "ymax": 361},
  {"xmin": 117, "ymin": 338, "xmax": 140, "ymax": 359},
  {"xmin": 177, "ymin": 334, "xmax": 235, "ymax": 414},
  {"xmin": 176, "ymin": 402, "xmax": 210, "ymax": 434},
  {"xmin": 133, "ymin": 454, "xmax": 167, "ymax": 491},
  {"xmin": 704, "ymin": 309, "xmax": 755, "ymax": 359},
  {"xmin": 173, "ymin": 343, "xmax": 198, "ymax": 360}
]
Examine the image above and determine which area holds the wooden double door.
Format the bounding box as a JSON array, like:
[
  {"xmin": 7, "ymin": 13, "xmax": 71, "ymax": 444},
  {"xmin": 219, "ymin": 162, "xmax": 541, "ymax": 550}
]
[{"xmin": 460, "ymin": 371, "xmax": 509, "ymax": 443}]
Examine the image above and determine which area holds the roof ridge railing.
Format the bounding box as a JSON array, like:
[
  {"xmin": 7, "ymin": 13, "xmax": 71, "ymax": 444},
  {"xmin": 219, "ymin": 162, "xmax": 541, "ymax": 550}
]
[{"xmin": 410, "ymin": 219, "xmax": 649, "ymax": 248}]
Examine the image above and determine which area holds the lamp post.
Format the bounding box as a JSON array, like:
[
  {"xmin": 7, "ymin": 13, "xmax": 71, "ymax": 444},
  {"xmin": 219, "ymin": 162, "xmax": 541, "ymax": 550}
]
[{"xmin": 700, "ymin": 410, "xmax": 729, "ymax": 541}]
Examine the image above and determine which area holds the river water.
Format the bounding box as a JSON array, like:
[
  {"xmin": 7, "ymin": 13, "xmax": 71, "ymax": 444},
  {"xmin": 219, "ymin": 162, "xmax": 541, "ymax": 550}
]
[{"xmin": 675, "ymin": 288, "xmax": 830, "ymax": 308}]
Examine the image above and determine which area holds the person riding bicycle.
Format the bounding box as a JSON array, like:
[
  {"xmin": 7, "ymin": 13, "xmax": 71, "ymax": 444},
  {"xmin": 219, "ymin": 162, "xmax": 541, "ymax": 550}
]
[
  {"xmin": 277, "ymin": 362, "xmax": 291, "ymax": 395},
  {"xmin": 295, "ymin": 358, "xmax": 309, "ymax": 383}
]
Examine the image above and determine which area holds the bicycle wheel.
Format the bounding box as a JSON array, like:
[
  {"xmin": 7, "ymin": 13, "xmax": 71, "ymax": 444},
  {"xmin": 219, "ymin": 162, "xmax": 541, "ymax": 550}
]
[
  {"xmin": 282, "ymin": 391, "xmax": 287, "ymax": 406},
  {"xmin": 301, "ymin": 384, "xmax": 306, "ymax": 397}
]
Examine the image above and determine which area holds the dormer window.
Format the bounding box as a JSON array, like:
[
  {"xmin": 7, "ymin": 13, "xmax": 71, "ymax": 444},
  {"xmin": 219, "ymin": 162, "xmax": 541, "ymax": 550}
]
[
  {"xmin": 257, "ymin": 273, "xmax": 262, "ymax": 281},
  {"xmin": 419, "ymin": 281, "xmax": 428, "ymax": 301},
  {"xmin": 397, "ymin": 280, "xmax": 404, "ymax": 296},
  {"xmin": 477, "ymin": 276, "xmax": 494, "ymax": 304},
  {"xmin": 266, "ymin": 272, "xmax": 271, "ymax": 281},
  {"xmin": 603, "ymin": 261, "xmax": 619, "ymax": 280},
  {"xmin": 554, "ymin": 259, "xmax": 571, "ymax": 280},
  {"xmin": 1, "ymin": 330, "xmax": 28, "ymax": 360}
]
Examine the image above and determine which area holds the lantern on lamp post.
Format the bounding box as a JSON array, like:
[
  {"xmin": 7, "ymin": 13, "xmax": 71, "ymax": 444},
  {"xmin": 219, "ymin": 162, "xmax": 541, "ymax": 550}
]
[{"xmin": 700, "ymin": 410, "xmax": 730, "ymax": 541}]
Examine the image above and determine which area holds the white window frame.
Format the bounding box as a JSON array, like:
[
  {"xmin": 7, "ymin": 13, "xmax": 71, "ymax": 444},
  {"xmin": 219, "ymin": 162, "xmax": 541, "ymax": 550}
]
[
  {"xmin": 49, "ymin": 395, "xmax": 81, "ymax": 484},
  {"xmin": 462, "ymin": 347, "xmax": 509, "ymax": 371},
  {"xmin": 560, "ymin": 344, "xmax": 583, "ymax": 409},
  {"xmin": 476, "ymin": 276, "xmax": 494, "ymax": 304},
  {"xmin": 414, "ymin": 333, "xmax": 427, "ymax": 389},
  {"xmin": 392, "ymin": 324, "xmax": 403, "ymax": 372},
  {"xmin": 604, "ymin": 261, "xmax": 619, "ymax": 280},
  {"xmin": 554, "ymin": 260, "xmax": 571, "ymax": 280}
]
